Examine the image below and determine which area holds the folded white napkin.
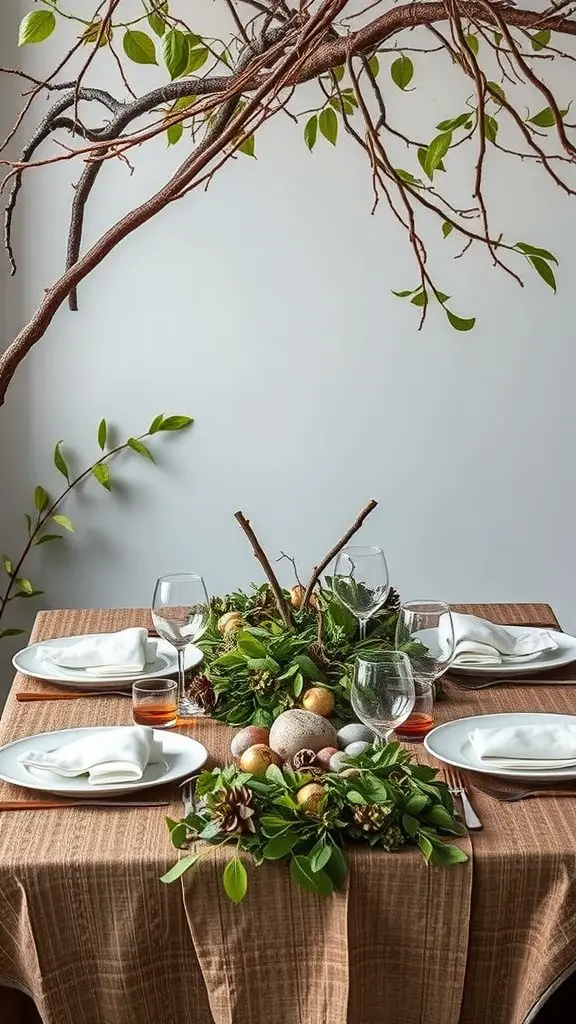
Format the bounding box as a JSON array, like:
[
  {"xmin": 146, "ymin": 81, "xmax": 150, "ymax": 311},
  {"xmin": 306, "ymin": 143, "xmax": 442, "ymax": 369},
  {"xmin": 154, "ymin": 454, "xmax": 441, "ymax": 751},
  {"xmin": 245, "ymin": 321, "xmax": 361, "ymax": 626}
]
[
  {"xmin": 18, "ymin": 726, "xmax": 163, "ymax": 785},
  {"xmin": 36, "ymin": 628, "xmax": 156, "ymax": 675},
  {"xmin": 449, "ymin": 614, "xmax": 557, "ymax": 666},
  {"xmin": 469, "ymin": 723, "xmax": 576, "ymax": 769}
]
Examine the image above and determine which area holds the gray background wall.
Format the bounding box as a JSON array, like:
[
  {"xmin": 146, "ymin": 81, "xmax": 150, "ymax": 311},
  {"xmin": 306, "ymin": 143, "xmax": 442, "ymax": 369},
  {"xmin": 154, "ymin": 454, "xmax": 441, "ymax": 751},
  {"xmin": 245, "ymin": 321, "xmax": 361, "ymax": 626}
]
[{"xmin": 1, "ymin": 1, "xmax": 575, "ymax": 693}]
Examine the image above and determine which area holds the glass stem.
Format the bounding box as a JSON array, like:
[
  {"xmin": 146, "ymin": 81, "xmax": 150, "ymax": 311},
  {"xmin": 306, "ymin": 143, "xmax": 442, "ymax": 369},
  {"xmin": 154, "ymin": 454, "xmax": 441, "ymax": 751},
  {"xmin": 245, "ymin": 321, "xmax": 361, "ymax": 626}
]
[
  {"xmin": 177, "ymin": 648, "xmax": 186, "ymax": 711},
  {"xmin": 375, "ymin": 729, "xmax": 394, "ymax": 748},
  {"xmin": 359, "ymin": 618, "xmax": 367, "ymax": 641}
]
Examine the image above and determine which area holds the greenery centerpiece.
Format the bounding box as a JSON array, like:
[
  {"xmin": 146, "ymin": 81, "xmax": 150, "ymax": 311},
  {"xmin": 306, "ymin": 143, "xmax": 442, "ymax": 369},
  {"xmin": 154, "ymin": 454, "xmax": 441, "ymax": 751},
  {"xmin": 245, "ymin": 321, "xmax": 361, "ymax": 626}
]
[
  {"xmin": 192, "ymin": 500, "xmax": 401, "ymax": 726},
  {"xmin": 162, "ymin": 742, "xmax": 468, "ymax": 901}
]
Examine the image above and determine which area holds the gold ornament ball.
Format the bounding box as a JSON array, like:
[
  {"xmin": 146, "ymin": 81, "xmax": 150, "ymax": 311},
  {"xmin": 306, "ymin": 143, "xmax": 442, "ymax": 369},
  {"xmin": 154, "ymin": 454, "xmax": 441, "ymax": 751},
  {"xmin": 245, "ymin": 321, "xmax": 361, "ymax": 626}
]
[
  {"xmin": 239, "ymin": 744, "xmax": 282, "ymax": 775},
  {"xmin": 222, "ymin": 617, "xmax": 243, "ymax": 637},
  {"xmin": 290, "ymin": 585, "xmax": 305, "ymax": 609},
  {"xmin": 302, "ymin": 687, "xmax": 335, "ymax": 718},
  {"xmin": 217, "ymin": 612, "xmax": 243, "ymax": 635},
  {"xmin": 296, "ymin": 782, "xmax": 326, "ymax": 816},
  {"xmin": 230, "ymin": 726, "xmax": 270, "ymax": 759}
]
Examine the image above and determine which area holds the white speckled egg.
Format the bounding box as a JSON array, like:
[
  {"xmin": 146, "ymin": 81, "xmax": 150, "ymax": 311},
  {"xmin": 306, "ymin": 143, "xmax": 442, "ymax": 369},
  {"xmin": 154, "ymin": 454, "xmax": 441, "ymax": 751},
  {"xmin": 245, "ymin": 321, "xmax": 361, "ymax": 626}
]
[
  {"xmin": 329, "ymin": 750, "xmax": 351, "ymax": 773},
  {"xmin": 337, "ymin": 723, "xmax": 374, "ymax": 749},
  {"xmin": 344, "ymin": 740, "xmax": 372, "ymax": 757}
]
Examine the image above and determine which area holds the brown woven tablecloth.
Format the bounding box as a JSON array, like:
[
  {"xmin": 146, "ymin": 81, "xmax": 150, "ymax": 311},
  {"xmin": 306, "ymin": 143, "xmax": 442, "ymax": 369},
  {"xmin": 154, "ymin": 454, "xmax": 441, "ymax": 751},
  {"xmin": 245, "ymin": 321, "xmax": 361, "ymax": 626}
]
[{"xmin": 0, "ymin": 604, "xmax": 574, "ymax": 1024}]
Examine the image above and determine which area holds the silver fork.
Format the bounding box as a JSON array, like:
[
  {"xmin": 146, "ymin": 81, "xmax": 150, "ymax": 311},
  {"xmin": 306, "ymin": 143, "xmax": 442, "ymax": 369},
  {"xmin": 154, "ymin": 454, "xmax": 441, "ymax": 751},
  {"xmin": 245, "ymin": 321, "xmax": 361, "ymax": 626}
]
[{"xmin": 444, "ymin": 765, "xmax": 483, "ymax": 830}]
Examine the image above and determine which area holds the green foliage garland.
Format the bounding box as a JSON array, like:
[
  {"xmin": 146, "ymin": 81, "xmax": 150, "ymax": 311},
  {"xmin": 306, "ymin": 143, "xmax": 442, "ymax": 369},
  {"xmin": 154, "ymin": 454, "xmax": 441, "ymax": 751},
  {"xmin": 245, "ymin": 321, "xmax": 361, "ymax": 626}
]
[{"xmin": 161, "ymin": 742, "xmax": 468, "ymax": 901}]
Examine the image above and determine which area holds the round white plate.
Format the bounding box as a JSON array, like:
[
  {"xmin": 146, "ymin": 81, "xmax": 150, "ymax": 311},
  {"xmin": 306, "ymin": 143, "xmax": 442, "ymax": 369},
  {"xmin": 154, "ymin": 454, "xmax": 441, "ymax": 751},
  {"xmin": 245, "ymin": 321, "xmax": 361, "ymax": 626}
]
[
  {"xmin": 0, "ymin": 726, "xmax": 208, "ymax": 796},
  {"xmin": 449, "ymin": 628, "xmax": 576, "ymax": 678},
  {"xmin": 12, "ymin": 635, "xmax": 203, "ymax": 689},
  {"xmin": 425, "ymin": 712, "xmax": 576, "ymax": 781}
]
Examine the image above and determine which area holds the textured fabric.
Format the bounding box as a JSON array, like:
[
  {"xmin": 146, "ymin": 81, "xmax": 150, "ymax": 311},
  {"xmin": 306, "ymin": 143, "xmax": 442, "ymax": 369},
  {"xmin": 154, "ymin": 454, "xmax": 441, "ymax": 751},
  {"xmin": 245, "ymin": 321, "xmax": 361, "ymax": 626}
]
[{"xmin": 0, "ymin": 604, "xmax": 573, "ymax": 1024}]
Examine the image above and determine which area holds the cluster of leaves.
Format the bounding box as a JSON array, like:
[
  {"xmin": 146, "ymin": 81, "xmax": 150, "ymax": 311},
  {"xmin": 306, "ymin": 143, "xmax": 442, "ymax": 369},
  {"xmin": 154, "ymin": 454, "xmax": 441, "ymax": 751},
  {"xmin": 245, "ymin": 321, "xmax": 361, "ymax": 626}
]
[
  {"xmin": 0, "ymin": 412, "xmax": 193, "ymax": 640},
  {"xmin": 161, "ymin": 742, "xmax": 468, "ymax": 902},
  {"xmin": 200, "ymin": 581, "xmax": 400, "ymax": 726}
]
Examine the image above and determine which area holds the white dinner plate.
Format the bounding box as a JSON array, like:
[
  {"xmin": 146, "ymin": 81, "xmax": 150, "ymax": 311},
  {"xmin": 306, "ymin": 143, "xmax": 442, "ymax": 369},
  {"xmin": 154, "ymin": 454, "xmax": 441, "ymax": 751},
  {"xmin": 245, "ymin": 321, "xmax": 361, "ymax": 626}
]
[
  {"xmin": 425, "ymin": 712, "xmax": 576, "ymax": 781},
  {"xmin": 0, "ymin": 727, "xmax": 208, "ymax": 796},
  {"xmin": 449, "ymin": 628, "xmax": 576, "ymax": 679},
  {"xmin": 12, "ymin": 635, "xmax": 203, "ymax": 690}
]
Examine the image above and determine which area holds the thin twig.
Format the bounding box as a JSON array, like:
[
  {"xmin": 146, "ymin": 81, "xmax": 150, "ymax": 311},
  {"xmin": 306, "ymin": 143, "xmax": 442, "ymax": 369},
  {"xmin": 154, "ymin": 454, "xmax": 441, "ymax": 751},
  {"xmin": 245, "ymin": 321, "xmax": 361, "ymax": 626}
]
[
  {"xmin": 302, "ymin": 499, "xmax": 379, "ymax": 609},
  {"xmin": 234, "ymin": 512, "xmax": 293, "ymax": 628}
]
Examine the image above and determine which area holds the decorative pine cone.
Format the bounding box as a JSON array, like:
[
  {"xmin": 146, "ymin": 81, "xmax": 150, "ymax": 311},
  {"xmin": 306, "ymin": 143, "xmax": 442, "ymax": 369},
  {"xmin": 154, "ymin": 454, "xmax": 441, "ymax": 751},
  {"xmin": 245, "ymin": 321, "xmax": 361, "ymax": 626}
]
[
  {"xmin": 306, "ymin": 642, "xmax": 332, "ymax": 673},
  {"xmin": 352, "ymin": 803, "xmax": 393, "ymax": 833},
  {"xmin": 188, "ymin": 674, "xmax": 217, "ymax": 713},
  {"xmin": 383, "ymin": 587, "xmax": 401, "ymax": 613},
  {"xmin": 292, "ymin": 749, "xmax": 320, "ymax": 771},
  {"xmin": 210, "ymin": 785, "xmax": 255, "ymax": 835}
]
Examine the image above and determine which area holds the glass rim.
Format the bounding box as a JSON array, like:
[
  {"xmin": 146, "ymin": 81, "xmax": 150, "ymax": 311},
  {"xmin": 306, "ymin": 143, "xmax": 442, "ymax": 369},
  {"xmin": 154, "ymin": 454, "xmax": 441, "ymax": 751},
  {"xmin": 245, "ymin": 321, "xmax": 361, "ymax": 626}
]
[
  {"xmin": 154, "ymin": 572, "xmax": 206, "ymax": 582},
  {"xmin": 132, "ymin": 677, "xmax": 178, "ymax": 693},
  {"xmin": 338, "ymin": 545, "xmax": 385, "ymax": 557},
  {"xmin": 400, "ymin": 599, "xmax": 451, "ymax": 612},
  {"xmin": 355, "ymin": 650, "xmax": 410, "ymax": 666}
]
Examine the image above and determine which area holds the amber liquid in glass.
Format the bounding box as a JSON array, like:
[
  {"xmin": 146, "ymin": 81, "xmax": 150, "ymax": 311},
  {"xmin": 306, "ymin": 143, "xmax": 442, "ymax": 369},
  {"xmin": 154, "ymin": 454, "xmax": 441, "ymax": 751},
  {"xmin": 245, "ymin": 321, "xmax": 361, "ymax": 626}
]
[
  {"xmin": 395, "ymin": 713, "xmax": 434, "ymax": 740},
  {"xmin": 133, "ymin": 701, "xmax": 177, "ymax": 729}
]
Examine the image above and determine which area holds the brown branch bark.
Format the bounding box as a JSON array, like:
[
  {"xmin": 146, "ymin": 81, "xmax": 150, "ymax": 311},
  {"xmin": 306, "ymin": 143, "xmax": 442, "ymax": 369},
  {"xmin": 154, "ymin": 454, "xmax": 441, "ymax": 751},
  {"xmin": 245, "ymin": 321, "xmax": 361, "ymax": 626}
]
[
  {"xmin": 302, "ymin": 499, "xmax": 379, "ymax": 609},
  {"xmin": 234, "ymin": 512, "xmax": 293, "ymax": 628}
]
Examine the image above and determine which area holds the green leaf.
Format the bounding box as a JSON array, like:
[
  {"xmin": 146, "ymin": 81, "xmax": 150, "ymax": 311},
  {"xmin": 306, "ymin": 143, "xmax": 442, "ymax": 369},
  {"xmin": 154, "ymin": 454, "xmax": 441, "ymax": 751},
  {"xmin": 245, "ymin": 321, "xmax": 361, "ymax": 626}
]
[
  {"xmin": 34, "ymin": 486, "xmax": 49, "ymax": 513},
  {"xmin": 528, "ymin": 255, "xmax": 557, "ymax": 292},
  {"xmin": 487, "ymin": 81, "xmax": 505, "ymax": 103},
  {"xmin": 531, "ymin": 29, "xmax": 551, "ymax": 50},
  {"xmin": 410, "ymin": 290, "xmax": 427, "ymax": 308},
  {"xmin": 290, "ymin": 855, "xmax": 333, "ymax": 896},
  {"xmin": 426, "ymin": 804, "xmax": 458, "ymax": 829},
  {"xmin": 12, "ymin": 588, "xmax": 43, "ymax": 600},
  {"xmin": 168, "ymin": 821, "xmax": 189, "ymax": 848},
  {"xmin": 53, "ymin": 441, "xmax": 70, "ymax": 482},
  {"xmin": 148, "ymin": 10, "xmax": 166, "ymax": 37},
  {"xmin": 529, "ymin": 106, "xmax": 568, "ymax": 128},
  {"xmin": 236, "ymin": 632, "xmax": 267, "ymax": 659},
  {"xmin": 442, "ymin": 221, "xmax": 453, "ymax": 238},
  {"xmin": 52, "ymin": 514, "xmax": 74, "ymax": 533},
  {"xmin": 402, "ymin": 813, "xmax": 420, "ymax": 838},
  {"xmin": 260, "ymin": 815, "xmax": 292, "ymax": 838},
  {"xmin": 123, "ymin": 30, "xmax": 157, "ymax": 65},
  {"xmin": 263, "ymin": 833, "xmax": 298, "ymax": 859},
  {"xmin": 417, "ymin": 833, "xmax": 433, "ymax": 861},
  {"xmin": 418, "ymin": 147, "xmax": 445, "ymax": 176},
  {"xmin": 304, "ymin": 115, "xmax": 318, "ymax": 151},
  {"xmin": 464, "ymin": 33, "xmax": 479, "ymax": 55},
  {"xmin": 17, "ymin": 577, "xmax": 34, "ymax": 595},
  {"xmin": 0, "ymin": 628, "xmax": 26, "ymax": 639},
  {"xmin": 423, "ymin": 132, "xmax": 452, "ymax": 178},
  {"xmin": 158, "ymin": 415, "xmax": 194, "ymax": 431},
  {"xmin": 24, "ymin": 514, "xmax": 32, "ymax": 537},
  {"xmin": 238, "ymin": 135, "xmax": 255, "ymax": 157},
  {"xmin": 391, "ymin": 54, "xmax": 413, "ymax": 90},
  {"xmin": 2, "ymin": 555, "xmax": 13, "ymax": 575},
  {"xmin": 97, "ymin": 418, "xmax": 107, "ymax": 451},
  {"xmin": 493, "ymin": 31, "xmax": 502, "ymax": 45},
  {"xmin": 310, "ymin": 840, "xmax": 332, "ymax": 873},
  {"xmin": 392, "ymin": 289, "xmax": 416, "ymax": 298},
  {"xmin": 514, "ymin": 242, "xmax": 558, "ymax": 264},
  {"xmin": 394, "ymin": 169, "xmax": 422, "ymax": 187},
  {"xmin": 405, "ymin": 792, "xmax": 428, "ymax": 814},
  {"xmin": 319, "ymin": 107, "xmax": 338, "ymax": 145},
  {"xmin": 81, "ymin": 17, "xmax": 112, "ymax": 47},
  {"xmin": 293, "ymin": 672, "xmax": 304, "ymax": 697},
  {"xmin": 265, "ymin": 764, "xmax": 286, "ymax": 787},
  {"xmin": 166, "ymin": 121, "xmax": 182, "ymax": 147},
  {"xmin": 368, "ymin": 55, "xmax": 379, "ymax": 78},
  {"xmin": 149, "ymin": 413, "xmax": 164, "ymax": 433},
  {"xmin": 163, "ymin": 28, "xmax": 189, "ymax": 79},
  {"xmin": 92, "ymin": 463, "xmax": 112, "ymax": 491},
  {"xmin": 445, "ymin": 309, "xmax": 476, "ymax": 331},
  {"xmin": 332, "ymin": 65, "xmax": 345, "ymax": 82},
  {"xmin": 171, "ymin": 95, "xmax": 197, "ymax": 112},
  {"xmin": 325, "ymin": 843, "xmax": 348, "ymax": 887},
  {"xmin": 128, "ymin": 437, "xmax": 155, "ymax": 462},
  {"xmin": 429, "ymin": 842, "xmax": 468, "ymax": 866},
  {"xmin": 19, "ymin": 11, "xmax": 56, "ymax": 45},
  {"xmin": 434, "ymin": 290, "xmax": 450, "ymax": 305},
  {"xmin": 223, "ymin": 857, "xmax": 248, "ymax": 902},
  {"xmin": 484, "ymin": 114, "xmax": 499, "ymax": 143},
  {"xmin": 184, "ymin": 46, "xmax": 208, "ymax": 74},
  {"xmin": 436, "ymin": 113, "xmax": 472, "ymax": 132},
  {"xmin": 160, "ymin": 853, "xmax": 199, "ymax": 883},
  {"xmin": 293, "ymin": 654, "xmax": 326, "ymax": 682},
  {"xmin": 34, "ymin": 534, "xmax": 63, "ymax": 545}
]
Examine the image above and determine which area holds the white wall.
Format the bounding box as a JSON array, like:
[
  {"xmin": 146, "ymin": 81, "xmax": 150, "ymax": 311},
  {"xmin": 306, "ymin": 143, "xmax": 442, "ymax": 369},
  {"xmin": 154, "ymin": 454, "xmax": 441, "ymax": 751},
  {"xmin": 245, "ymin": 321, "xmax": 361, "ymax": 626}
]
[{"xmin": 1, "ymin": 1, "xmax": 576, "ymax": 682}]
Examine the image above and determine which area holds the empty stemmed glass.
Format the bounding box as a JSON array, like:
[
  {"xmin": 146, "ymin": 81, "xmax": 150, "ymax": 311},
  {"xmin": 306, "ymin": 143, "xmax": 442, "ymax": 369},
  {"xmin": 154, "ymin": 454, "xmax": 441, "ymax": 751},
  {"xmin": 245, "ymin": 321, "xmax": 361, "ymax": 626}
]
[
  {"xmin": 152, "ymin": 573, "xmax": 210, "ymax": 718},
  {"xmin": 351, "ymin": 652, "xmax": 415, "ymax": 745},
  {"xmin": 394, "ymin": 601, "xmax": 455, "ymax": 739},
  {"xmin": 333, "ymin": 546, "xmax": 390, "ymax": 641}
]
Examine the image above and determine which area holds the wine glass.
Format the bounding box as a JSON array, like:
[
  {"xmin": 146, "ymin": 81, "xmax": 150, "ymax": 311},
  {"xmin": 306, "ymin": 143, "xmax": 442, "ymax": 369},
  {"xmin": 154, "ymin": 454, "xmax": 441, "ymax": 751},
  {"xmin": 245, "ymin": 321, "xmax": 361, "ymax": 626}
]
[
  {"xmin": 394, "ymin": 601, "xmax": 455, "ymax": 739},
  {"xmin": 152, "ymin": 573, "xmax": 210, "ymax": 718},
  {"xmin": 351, "ymin": 652, "xmax": 415, "ymax": 745},
  {"xmin": 333, "ymin": 546, "xmax": 390, "ymax": 641}
]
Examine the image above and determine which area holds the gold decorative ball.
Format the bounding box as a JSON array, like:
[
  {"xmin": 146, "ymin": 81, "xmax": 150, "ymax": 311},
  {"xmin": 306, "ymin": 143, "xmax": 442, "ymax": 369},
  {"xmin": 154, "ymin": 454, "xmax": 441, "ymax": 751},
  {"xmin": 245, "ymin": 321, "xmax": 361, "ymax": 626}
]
[
  {"xmin": 217, "ymin": 612, "xmax": 243, "ymax": 635},
  {"xmin": 239, "ymin": 744, "xmax": 282, "ymax": 775},
  {"xmin": 302, "ymin": 687, "xmax": 335, "ymax": 718},
  {"xmin": 296, "ymin": 782, "xmax": 326, "ymax": 816},
  {"xmin": 230, "ymin": 726, "xmax": 270, "ymax": 759},
  {"xmin": 290, "ymin": 585, "xmax": 305, "ymax": 609},
  {"xmin": 222, "ymin": 617, "xmax": 243, "ymax": 637}
]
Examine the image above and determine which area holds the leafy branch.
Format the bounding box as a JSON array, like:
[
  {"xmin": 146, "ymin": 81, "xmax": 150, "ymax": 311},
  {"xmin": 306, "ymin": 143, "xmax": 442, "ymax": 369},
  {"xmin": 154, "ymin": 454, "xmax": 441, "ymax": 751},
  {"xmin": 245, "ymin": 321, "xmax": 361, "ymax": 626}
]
[{"xmin": 0, "ymin": 412, "xmax": 193, "ymax": 640}]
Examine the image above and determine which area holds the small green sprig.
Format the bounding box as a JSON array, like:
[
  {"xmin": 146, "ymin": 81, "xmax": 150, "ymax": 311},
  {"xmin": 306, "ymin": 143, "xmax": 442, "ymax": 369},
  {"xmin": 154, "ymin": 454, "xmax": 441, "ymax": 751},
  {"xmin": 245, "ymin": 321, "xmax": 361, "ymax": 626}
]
[{"xmin": 161, "ymin": 743, "xmax": 468, "ymax": 902}]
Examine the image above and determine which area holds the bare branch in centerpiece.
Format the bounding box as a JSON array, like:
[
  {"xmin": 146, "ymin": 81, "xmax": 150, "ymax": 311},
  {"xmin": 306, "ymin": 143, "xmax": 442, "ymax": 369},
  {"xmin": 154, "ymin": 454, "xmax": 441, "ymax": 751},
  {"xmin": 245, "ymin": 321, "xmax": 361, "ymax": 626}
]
[
  {"xmin": 234, "ymin": 511, "xmax": 293, "ymax": 629},
  {"xmin": 302, "ymin": 499, "xmax": 379, "ymax": 609}
]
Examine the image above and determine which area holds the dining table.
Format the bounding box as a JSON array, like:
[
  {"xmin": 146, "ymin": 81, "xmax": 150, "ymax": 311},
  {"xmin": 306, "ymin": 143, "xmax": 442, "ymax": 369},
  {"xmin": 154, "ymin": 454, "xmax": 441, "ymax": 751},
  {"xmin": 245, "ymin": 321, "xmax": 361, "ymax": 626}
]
[{"xmin": 1, "ymin": 602, "xmax": 576, "ymax": 1024}]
